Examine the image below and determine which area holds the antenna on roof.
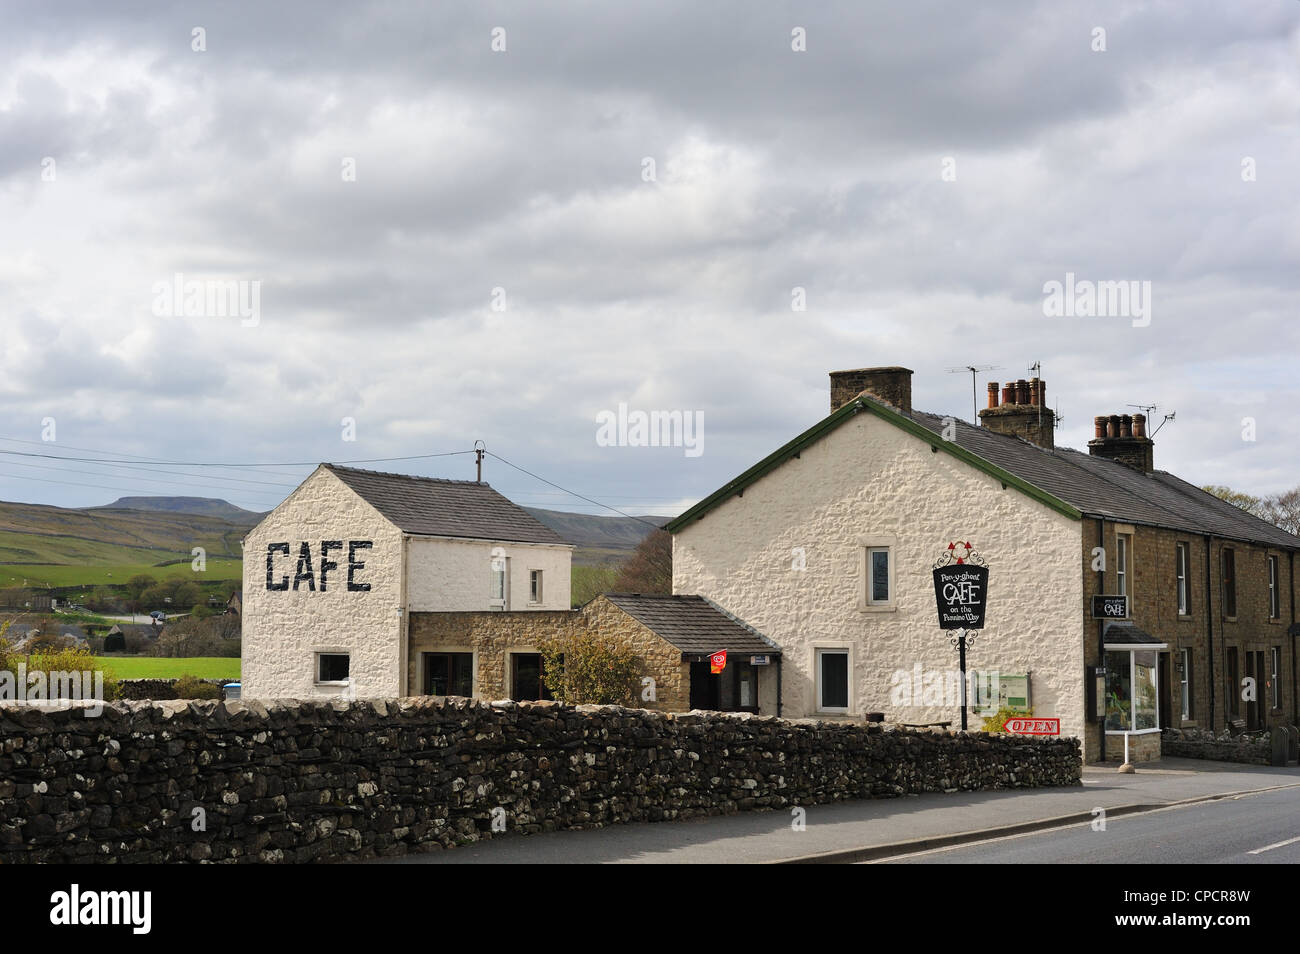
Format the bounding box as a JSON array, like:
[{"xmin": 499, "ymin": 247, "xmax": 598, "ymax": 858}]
[
  {"xmin": 946, "ymin": 365, "xmax": 1002, "ymax": 422},
  {"xmin": 1127, "ymin": 404, "xmax": 1175, "ymax": 437},
  {"xmin": 474, "ymin": 440, "xmax": 486, "ymax": 482}
]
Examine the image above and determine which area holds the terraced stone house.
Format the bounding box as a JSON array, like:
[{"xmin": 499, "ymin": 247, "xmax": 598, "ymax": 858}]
[{"xmin": 666, "ymin": 366, "xmax": 1300, "ymax": 762}]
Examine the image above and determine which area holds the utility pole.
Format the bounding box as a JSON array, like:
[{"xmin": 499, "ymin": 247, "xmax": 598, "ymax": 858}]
[{"xmin": 474, "ymin": 440, "xmax": 485, "ymax": 482}]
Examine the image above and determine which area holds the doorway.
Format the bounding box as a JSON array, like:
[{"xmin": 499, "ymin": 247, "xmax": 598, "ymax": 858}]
[{"xmin": 689, "ymin": 661, "xmax": 719, "ymax": 710}]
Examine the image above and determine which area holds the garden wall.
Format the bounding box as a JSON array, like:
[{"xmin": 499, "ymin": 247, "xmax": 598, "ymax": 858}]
[{"xmin": 0, "ymin": 697, "xmax": 1082, "ymax": 863}]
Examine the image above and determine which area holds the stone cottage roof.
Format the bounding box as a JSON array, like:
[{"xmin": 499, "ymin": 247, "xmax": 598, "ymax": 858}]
[
  {"xmin": 603, "ymin": 594, "xmax": 780, "ymax": 657},
  {"xmin": 323, "ymin": 464, "xmax": 568, "ymax": 546},
  {"xmin": 667, "ymin": 392, "xmax": 1300, "ymax": 551}
]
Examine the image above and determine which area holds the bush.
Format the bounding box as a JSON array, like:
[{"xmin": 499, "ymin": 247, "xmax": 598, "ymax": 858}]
[
  {"xmin": 173, "ymin": 674, "xmax": 221, "ymax": 700},
  {"xmin": 981, "ymin": 705, "xmax": 1033, "ymax": 733},
  {"xmin": 538, "ymin": 630, "xmax": 641, "ymax": 706},
  {"xmin": 0, "ymin": 641, "xmax": 119, "ymax": 701}
]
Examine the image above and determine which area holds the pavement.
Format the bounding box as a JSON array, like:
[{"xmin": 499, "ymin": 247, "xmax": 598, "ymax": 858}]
[{"xmin": 374, "ymin": 757, "xmax": 1300, "ymax": 864}]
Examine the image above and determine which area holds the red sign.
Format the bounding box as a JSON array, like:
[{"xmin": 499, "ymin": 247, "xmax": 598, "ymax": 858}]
[
  {"xmin": 1003, "ymin": 717, "xmax": 1060, "ymax": 735},
  {"xmin": 709, "ymin": 650, "xmax": 727, "ymax": 674}
]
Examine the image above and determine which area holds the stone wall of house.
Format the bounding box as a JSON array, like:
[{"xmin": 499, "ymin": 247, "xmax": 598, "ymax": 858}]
[
  {"xmin": 406, "ymin": 598, "xmax": 690, "ymax": 712},
  {"xmin": 0, "ymin": 698, "xmax": 1082, "ymax": 864},
  {"xmin": 1081, "ymin": 521, "xmax": 1297, "ymax": 762}
]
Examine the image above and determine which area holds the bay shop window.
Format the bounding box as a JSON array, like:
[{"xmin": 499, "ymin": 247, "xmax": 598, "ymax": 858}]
[{"xmin": 1103, "ymin": 625, "xmax": 1167, "ymax": 735}]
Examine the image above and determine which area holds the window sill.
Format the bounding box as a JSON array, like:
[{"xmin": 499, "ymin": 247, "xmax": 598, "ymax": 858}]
[
  {"xmin": 1176, "ymin": 614, "xmax": 1194, "ymax": 622},
  {"xmin": 1179, "ymin": 720, "xmax": 1197, "ymax": 728},
  {"xmin": 858, "ymin": 603, "xmax": 897, "ymax": 613},
  {"xmin": 1105, "ymin": 728, "xmax": 1161, "ymax": 736},
  {"xmin": 315, "ymin": 681, "xmax": 350, "ymax": 688}
]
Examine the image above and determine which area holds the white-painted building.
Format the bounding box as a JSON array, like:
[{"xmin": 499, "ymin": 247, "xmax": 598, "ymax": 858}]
[{"xmin": 241, "ymin": 464, "xmax": 572, "ymax": 699}]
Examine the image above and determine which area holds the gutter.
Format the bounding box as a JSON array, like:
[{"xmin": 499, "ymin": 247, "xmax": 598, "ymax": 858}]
[{"xmin": 1096, "ymin": 517, "xmax": 1106, "ymax": 763}]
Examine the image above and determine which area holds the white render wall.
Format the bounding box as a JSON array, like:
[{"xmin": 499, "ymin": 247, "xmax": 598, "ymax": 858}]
[
  {"xmin": 673, "ymin": 410, "xmax": 1088, "ymax": 745},
  {"xmin": 405, "ymin": 537, "xmax": 572, "ymax": 612},
  {"xmin": 242, "ymin": 468, "xmax": 404, "ymax": 700}
]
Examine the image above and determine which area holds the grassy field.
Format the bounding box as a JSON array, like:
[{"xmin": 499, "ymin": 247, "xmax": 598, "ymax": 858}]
[
  {"xmin": 0, "ymin": 558, "xmax": 242, "ymax": 588},
  {"xmin": 96, "ymin": 657, "xmax": 241, "ymax": 680}
]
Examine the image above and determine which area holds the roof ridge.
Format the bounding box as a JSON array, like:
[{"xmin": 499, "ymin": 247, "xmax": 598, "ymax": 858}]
[{"xmin": 323, "ymin": 463, "xmax": 487, "ymax": 487}]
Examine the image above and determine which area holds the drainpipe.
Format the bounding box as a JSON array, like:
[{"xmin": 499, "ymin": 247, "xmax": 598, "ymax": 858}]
[
  {"xmin": 1096, "ymin": 517, "xmax": 1106, "ymax": 763},
  {"xmin": 776, "ymin": 656, "xmax": 783, "ymax": 719},
  {"xmin": 1291, "ymin": 551, "xmax": 1297, "ymax": 726},
  {"xmin": 1204, "ymin": 535, "xmax": 1215, "ymax": 733}
]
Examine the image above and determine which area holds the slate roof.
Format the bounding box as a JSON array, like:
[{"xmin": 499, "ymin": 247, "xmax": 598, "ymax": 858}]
[
  {"xmin": 322, "ymin": 464, "xmax": 568, "ymax": 546},
  {"xmin": 666, "ymin": 391, "xmax": 1300, "ymax": 551},
  {"xmin": 1103, "ymin": 622, "xmax": 1167, "ymax": 647},
  {"xmin": 603, "ymin": 593, "xmax": 780, "ymax": 656},
  {"xmin": 907, "ymin": 407, "xmax": 1300, "ymax": 549}
]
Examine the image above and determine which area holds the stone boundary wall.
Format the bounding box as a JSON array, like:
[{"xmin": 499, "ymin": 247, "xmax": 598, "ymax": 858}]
[
  {"xmin": 0, "ymin": 698, "xmax": 1082, "ymax": 864},
  {"xmin": 1160, "ymin": 731, "xmax": 1272, "ymax": 766},
  {"xmin": 115, "ymin": 678, "xmax": 232, "ymax": 700}
]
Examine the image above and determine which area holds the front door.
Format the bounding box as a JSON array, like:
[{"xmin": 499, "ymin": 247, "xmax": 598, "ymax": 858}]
[
  {"xmin": 1248, "ymin": 651, "xmax": 1267, "ymax": 730},
  {"xmin": 689, "ymin": 661, "xmax": 720, "ymax": 710},
  {"xmin": 1157, "ymin": 652, "xmax": 1171, "ymax": 731}
]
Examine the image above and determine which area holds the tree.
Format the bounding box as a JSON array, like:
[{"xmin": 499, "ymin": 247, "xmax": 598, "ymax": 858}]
[
  {"xmin": 1202, "ymin": 485, "xmax": 1265, "ymax": 517},
  {"xmin": 538, "ymin": 630, "xmax": 641, "ymax": 706},
  {"xmin": 125, "ymin": 574, "xmax": 157, "ymax": 601},
  {"xmin": 612, "ymin": 528, "xmax": 672, "ymax": 594},
  {"xmin": 1260, "ymin": 487, "xmax": 1300, "ymax": 536}
]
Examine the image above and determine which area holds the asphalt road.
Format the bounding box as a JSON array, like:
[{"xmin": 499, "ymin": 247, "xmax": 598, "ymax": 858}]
[{"xmin": 885, "ymin": 785, "xmax": 1300, "ymax": 864}]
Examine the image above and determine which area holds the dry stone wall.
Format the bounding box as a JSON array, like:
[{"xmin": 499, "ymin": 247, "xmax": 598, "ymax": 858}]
[{"xmin": 0, "ymin": 698, "xmax": 1081, "ymax": 863}]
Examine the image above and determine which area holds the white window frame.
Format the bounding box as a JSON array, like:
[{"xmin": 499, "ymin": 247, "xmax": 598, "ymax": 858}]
[
  {"xmin": 814, "ymin": 645, "xmax": 852, "ymax": 714},
  {"xmin": 1175, "ymin": 543, "xmax": 1188, "ymax": 617},
  {"xmin": 1116, "ymin": 533, "xmax": 1130, "ymax": 609},
  {"xmin": 1179, "ymin": 648, "xmax": 1191, "ymax": 721},
  {"xmin": 1272, "ymin": 647, "xmax": 1282, "ymax": 710},
  {"xmin": 315, "ymin": 651, "xmax": 351, "ymax": 686},
  {"xmin": 1268, "ymin": 556, "xmax": 1280, "ymax": 620},
  {"xmin": 529, "ymin": 569, "xmax": 543, "ymax": 605},
  {"xmin": 490, "ymin": 556, "xmax": 509, "ymax": 611},
  {"xmin": 1103, "ymin": 642, "xmax": 1165, "ymax": 736},
  {"xmin": 857, "ymin": 536, "xmax": 898, "ymax": 612}
]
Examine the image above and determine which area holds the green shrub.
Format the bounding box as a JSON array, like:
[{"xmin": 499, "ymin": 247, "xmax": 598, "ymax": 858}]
[
  {"xmin": 173, "ymin": 674, "xmax": 221, "ymax": 700},
  {"xmin": 981, "ymin": 705, "xmax": 1033, "ymax": 733},
  {"xmin": 538, "ymin": 631, "xmax": 640, "ymax": 706}
]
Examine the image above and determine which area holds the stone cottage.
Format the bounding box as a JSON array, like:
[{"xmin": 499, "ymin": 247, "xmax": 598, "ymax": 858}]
[{"xmin": 666, "ymin": 366, "xmax": 1300, "ymax": 762}]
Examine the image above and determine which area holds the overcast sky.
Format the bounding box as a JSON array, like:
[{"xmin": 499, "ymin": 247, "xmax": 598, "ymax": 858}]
[{"xmin": 2, "ymin": 0, "xmax": 1298, "ymax": 517}]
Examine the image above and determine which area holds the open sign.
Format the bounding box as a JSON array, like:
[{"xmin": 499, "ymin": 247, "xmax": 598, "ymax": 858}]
[{"xmin": 932, "ymin": 564, "xmax": 989, "ymax": 630}]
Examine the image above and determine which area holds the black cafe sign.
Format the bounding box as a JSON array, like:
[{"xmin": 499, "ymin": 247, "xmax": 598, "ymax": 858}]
[
  {"xmin": 1091, "ymin": 594, "xmax": 1129, "ymax": 619},
  {"xmin": 932, "ymin": 542, "xmax": 989, "ymax": 630}
]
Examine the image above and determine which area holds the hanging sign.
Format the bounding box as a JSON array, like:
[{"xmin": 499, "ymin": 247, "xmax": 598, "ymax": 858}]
[
  {"xmin": 1091, "ymin": 595, "xmax": 1128, "ymax": 619},
  {"xmin": 932, "ymin": 541, "xmax": 989, "ymax": 630},
  {"xmin": 709, "ymin": 650, "xmax": 727, "ymax": 674}
]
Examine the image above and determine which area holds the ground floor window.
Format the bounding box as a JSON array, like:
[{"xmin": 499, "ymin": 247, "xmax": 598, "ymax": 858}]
[
  {"xmin": 424, "ymin": 652, "xmax": 473, "ymax": 697},
  {"xmin": 1105, "ymin": 649, "xmax": 1158, "ymax": 732},
  {"xmin": 316, "ymin": 652, "xmax": 350, "ymax": 684},
  {"xmin": 1179, "ymin": 648, "xmax": 1192, "ymax": 720},
  {"xmin": 511, "ymin": 652, "xmax": 554, "ymax": 702},
  {"xmin": 817, "ymin": 648, "xmax": 849, "ymax": 713},
  {"xmin": 1272, "ymin": 647, "xmax": 1282, "ymax": 710}
]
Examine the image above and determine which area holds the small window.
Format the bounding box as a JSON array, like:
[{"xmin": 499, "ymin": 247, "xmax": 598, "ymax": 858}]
[
  {"xmin": 1272, "ymin": 647, "xmax": 1282, "ymax": 710},
  {"xmin": 1268, "ymin": 556, "xmax": 1280, "ymax": 620},
  {"xmin": 867, "ymin": 549, "xmax": 890, "ymax": 603},
  {"xmin": 530, "ymin": 569, "xmax": 543, "ymax": 604},
  {"xmin": 816, "ymin": 649, "xmax": 849, "ymax": 712},
  {"xmin": 1175, "ymin": 543, "xmax": 1189, "ymax": 616},
  {"xmin": 316, "ymin": 653, "xmax": 350, "ymax": 683},
  {"xmin": 1179, "ymin": 648, "xmax": 1192, "ymax": 720},
  {"xmin": 424, "ymin": 652, "xmax": 474, "ymax": 697},
  {"xmin": 1222, "ymin": 549, "xmax": 1237, "ymax": 619},
  {"xmin": 1116, "ymin": 534, "xmax": 1131, "ymax": 607},
  {"xmin": 511, "ymin": 653, "xmax": 553, "ymax": 702}
]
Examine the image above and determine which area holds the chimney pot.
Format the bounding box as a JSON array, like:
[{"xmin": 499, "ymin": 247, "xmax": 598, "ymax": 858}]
[
  {"xmin": 1133, "ymin": 413, "xmax": 1147, "ymax": 438},
  {"xmin": 1094, "ymin": 416, "xmax": 1107, "ymax": 439},
  {"xmin": 1107, "ymin": 415, "xmax": 1121, "ymax": 439},
  {"xmin": 1016, "ymin": 379, "xmax": 1030, "ymax": 404},
  {"xmin": 1002, "ymin": 383, "xmax": 1015, "ymax": 405},
  {"xmin": 1028, "ymin": 377, "xmax": 1040, "ymax": 406},
  {"xmin": 1120, "ymin": 414, "xmax": 1133, "ymax": 438},
  {"xmin": 987, "ymin": 382, "xmax": 1000, "ymax": 409}
]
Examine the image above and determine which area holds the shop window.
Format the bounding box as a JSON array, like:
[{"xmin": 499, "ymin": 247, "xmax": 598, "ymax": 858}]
[{"xmin": 1105, "ymin": 649, "xmax": 1158, "ymax": 732}]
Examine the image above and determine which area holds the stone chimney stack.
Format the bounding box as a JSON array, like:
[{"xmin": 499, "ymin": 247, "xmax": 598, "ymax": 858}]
[
  {"xmin": 977, "ymin": 377, "xmax": 1055, "ymax": 449},
  {"xmin": 1088, "ymin": 412, "xmax": 1154, "ymax": 473},
  {"xmin": 829, "ymin": 367, "xmax": 913, "ymax": 414}
]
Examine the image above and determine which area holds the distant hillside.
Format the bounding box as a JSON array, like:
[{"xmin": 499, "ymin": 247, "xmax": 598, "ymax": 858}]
[
  {"xmin": 93, "ymin": 496, "xmax": 265, "ymax": 524},
  {"xmin": 524, "ymin": 508, "xmax": 667, "ymax": 566}
]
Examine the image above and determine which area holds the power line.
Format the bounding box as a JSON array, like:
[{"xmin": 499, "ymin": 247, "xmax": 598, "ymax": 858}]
[
  {"xmin": 0, "ymin": 444, "xmax": 477, "ymax": 468},
  {"xmin": 484, "ymin": 451, "xmax": 667, "ymax": 531}
]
